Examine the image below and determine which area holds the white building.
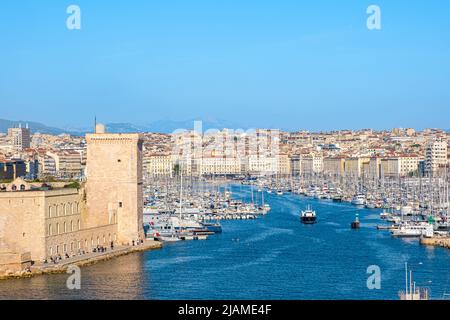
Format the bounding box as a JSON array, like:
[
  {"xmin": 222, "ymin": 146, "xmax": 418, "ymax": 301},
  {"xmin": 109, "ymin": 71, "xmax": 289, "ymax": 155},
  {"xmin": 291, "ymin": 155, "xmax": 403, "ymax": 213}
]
[
  {"xmin": 8, "ymin": 125, "xmax": 31, "ymax": 150},
  {"xmin": 425, "ymin": 139, "xmax": 448, "ymax": 176}
]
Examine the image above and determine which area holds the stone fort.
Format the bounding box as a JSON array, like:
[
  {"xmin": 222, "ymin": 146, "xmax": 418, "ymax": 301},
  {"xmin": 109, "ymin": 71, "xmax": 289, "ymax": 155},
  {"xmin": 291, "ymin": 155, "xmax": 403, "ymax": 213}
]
[{"xmin": 0, "ymin": 125, "xmax": 145, "ymax": 273}]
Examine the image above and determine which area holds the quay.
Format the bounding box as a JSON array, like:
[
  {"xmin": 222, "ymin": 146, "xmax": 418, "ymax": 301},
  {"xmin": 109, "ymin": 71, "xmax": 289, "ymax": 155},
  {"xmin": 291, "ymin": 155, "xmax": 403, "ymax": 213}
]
[
  {"xmin": 0, "ymin": 240, "xmax": 162, "ymax": 280},
  {"xmin": 420, "ymin": 236, "xmax": 450, "ymax": 249}
]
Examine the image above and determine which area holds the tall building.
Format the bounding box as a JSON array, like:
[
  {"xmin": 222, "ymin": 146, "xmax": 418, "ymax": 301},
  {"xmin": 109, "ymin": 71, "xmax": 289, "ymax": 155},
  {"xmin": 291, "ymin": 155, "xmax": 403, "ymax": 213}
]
[
  {"xmin": 425, "ymin": 139, "xmax": 448, "ymax": 176},
  {"xmin": 8, "ymin": 124, "xmax": 31, "ymax": 150},
  {"xmin": 85, "ymin": 124, "xmax": 145, "ymax": 245},
  {"xmin": 0, "ymin": 124, "xmax": 146, "ymax": 274}
]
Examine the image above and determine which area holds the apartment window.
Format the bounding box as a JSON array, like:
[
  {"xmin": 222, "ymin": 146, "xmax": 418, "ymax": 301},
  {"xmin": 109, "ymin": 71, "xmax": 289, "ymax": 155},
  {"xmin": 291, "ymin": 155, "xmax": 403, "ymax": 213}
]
[{"xmin": 48, "ymin": 224, "xmax": 52, "ymax": 236}]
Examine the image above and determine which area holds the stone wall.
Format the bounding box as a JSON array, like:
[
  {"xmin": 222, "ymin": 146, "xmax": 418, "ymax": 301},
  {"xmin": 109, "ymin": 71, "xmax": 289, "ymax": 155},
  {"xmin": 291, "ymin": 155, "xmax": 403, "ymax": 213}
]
[{"xmin": 85, "ymin": 133, "xmax": 144, "ymax": 245}]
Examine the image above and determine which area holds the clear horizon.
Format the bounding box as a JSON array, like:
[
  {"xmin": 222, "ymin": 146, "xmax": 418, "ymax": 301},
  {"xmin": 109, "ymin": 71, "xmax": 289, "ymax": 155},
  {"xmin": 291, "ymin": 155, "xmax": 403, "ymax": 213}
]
[{"xmin": 1, "ymin": 1, "xmax": 449, "ymax": 131}]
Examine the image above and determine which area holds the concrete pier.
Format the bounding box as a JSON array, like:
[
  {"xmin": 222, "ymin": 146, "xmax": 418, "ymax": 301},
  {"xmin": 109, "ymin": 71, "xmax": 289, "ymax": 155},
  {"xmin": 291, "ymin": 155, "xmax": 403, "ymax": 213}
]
[
  {"xmin": 0, "ymin": 240, "xmax": 162, "ymax": 280},
  {"xmin": 420, "ymin": 236, "xmax": 450, "ymax": 249}
]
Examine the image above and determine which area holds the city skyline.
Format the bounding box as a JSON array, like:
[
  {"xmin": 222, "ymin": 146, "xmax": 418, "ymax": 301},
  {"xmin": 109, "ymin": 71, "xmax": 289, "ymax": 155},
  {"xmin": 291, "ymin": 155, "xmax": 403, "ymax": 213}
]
[{"xmin": 1, "ymin": 0, "xmax": 449, "ymax": 131}]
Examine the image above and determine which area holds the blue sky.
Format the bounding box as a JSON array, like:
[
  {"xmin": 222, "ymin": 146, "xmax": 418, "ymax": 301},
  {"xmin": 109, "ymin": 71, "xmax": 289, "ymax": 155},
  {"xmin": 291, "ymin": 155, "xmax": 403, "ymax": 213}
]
[{"xmin": 0, "ymin": 0, "xmax": 449, "ymax": 131}]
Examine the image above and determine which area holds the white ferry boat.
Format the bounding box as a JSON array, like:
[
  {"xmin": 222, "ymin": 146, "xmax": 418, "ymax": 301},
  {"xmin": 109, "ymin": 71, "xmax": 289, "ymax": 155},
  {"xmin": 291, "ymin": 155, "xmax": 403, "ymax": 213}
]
[
  {"xmin": 391, "ymin": 223, "xmax": 433, "ymax": 238},
  {"xmin": 300, "ymin": 205, "xmax": 317, "ymax": 224}
]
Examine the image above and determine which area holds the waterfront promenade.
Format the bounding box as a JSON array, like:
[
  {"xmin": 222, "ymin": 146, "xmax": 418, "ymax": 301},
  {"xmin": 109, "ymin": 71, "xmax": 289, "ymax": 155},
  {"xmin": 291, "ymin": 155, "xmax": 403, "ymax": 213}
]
[{"xmin": 0, "ymin": 240, "xmax": 162, "ymax": 280}]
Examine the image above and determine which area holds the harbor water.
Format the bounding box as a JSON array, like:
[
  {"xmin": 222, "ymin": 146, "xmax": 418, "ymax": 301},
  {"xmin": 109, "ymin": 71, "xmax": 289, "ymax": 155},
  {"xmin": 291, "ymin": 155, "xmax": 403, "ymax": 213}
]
[{"xmin": 1, "ymin": 185, "xmax": 449, "ymax": 300}]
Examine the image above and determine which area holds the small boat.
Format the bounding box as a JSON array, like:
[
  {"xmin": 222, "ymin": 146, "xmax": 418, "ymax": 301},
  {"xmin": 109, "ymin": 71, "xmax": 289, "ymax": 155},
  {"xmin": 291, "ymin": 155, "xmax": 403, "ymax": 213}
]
[
  {"xmin": 194, "ymin": 235, "xmax": 208, "ymax": 240},
  {"xmin": 352, "ymin": 194, "xmax": 366, "ymax": 206},
  {"xmin": 332, "ymin": 194, "xmax": 343, "ymax": 202},
  {"xmin": 276, "ymin": 190, "xmax": 284, "ymax": 196},
  {"xmin": 376, "ymin": 224, "xmax": 397, "ymax": 230},
  {"xmin": 365, "ymin": 202, "xmax": 376, "ymax": 209},
  {"xmin": 179, "ymin": 234, "xmax": 195, "ymax": 241},
  {"xmin": 155, "ymin": 233, "xmax": 182, "ymax": 242},
  {"xmin": 351, "ymin": 214, "xmax": 361, "ymax": 229},
  {"xmin": 202, "ymin": 222, "xmax": 222, "ymax": 233},
  {"xmin": 301, "ymin": 205, "xmax": 317, "ymax": 224},
  {"xmin": 380, "ymin": 211, "xmax": 390, "ymax": 220}
]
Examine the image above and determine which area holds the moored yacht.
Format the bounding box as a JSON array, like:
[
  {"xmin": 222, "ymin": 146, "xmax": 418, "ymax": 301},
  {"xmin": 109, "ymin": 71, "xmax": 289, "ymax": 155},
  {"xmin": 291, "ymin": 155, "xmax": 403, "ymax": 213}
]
[
  {"xmin": 351, "ymin": 194, "xmax": 366, "ymax": 206},
  {"xmin": 391, "ymin": 223, "xmax": 433, "ymax": 238}
]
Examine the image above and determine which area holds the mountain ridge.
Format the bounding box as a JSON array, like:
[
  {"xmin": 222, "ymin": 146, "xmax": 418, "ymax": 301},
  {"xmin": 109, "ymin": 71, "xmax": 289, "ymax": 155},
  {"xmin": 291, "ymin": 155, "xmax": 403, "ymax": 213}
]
[{"xmin": 0, "ymin": 118, "xmax": 254, "ymax": 135}]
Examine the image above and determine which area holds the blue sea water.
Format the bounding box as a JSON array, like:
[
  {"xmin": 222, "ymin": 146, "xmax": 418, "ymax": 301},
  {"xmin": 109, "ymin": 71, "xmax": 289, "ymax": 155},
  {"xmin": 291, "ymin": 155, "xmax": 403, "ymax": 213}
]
[{"xmin": 1, "ymin": 184, "xmax": 449, "ymax": 300}]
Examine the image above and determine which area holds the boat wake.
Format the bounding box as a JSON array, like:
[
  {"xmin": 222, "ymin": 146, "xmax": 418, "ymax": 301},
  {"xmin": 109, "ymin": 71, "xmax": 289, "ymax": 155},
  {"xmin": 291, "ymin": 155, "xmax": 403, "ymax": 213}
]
[
  {"xmin": 243, "ymin": 226, "xmax": 294, "ymax": 244},
  {"xmin": 219, "ymin": 245, "xmax": 293, "ymax": 271},
  {"xmin": 147, "ymin": 255, "xmax": 212, "ymax": 270}
]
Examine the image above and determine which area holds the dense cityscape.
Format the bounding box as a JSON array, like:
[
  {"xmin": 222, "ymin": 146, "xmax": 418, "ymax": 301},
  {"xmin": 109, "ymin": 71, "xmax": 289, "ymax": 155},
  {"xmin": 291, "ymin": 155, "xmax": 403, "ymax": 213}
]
[
  {"xmin": 1, "ymin": 0, "xmax": 450, "ymax": 306},
  {"xmin": 1, "ymin": 125, "xmax": 448, "ymax": 181}
]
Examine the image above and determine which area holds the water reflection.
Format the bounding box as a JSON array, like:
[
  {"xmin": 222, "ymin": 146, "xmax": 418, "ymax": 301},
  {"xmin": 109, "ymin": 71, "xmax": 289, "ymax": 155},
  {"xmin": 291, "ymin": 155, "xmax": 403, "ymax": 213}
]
[{"xmin": 0, "ymin": 253, "xmax": 147, "ymax": 300}]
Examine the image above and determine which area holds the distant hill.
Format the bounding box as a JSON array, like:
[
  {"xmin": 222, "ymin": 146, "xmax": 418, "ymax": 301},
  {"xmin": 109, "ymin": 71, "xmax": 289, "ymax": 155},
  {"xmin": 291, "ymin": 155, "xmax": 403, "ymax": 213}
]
[
  {"xmin": 142, "ymin": 119, "xmax": 245, "ymax": 133},
  {"xmin": 105, "ymin": 123, "xmax": 150, "ymax": 133},
  {"xmin": 1, "ymin": 118, "xmax": 264, "ymax": 136},
  {"xmin": 0, "ymin": 118, "xmax": 79, "ymax": 135},
  {"xmin": 103, "ymin": 119, "xmax": 248, "ymax": 134}
]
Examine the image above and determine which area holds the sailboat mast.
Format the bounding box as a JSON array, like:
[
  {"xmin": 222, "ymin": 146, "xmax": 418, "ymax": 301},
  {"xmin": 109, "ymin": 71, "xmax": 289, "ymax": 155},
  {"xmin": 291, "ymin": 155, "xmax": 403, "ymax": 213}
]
[
  {"xmin": 405, "ymin": 262, "xmax": 408, "ymax": 297},
  {"xmin": 179, "ymin": 171, "xmax": 183, "ymax": 219}
]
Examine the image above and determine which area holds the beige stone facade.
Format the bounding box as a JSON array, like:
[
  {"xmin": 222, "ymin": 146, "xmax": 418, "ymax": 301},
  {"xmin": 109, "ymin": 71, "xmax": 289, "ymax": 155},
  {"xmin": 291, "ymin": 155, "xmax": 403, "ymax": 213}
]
[
  {"xmin": 323, "ymin": 157, "xmax": 345, "ymax": 177},
  {"xmin": 85, "ymin": 133, "xmax": 144, "ymax": 245},
  {"xmin": 0, "ymin": 129, "xmax": 145, "ymax": 273}
]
